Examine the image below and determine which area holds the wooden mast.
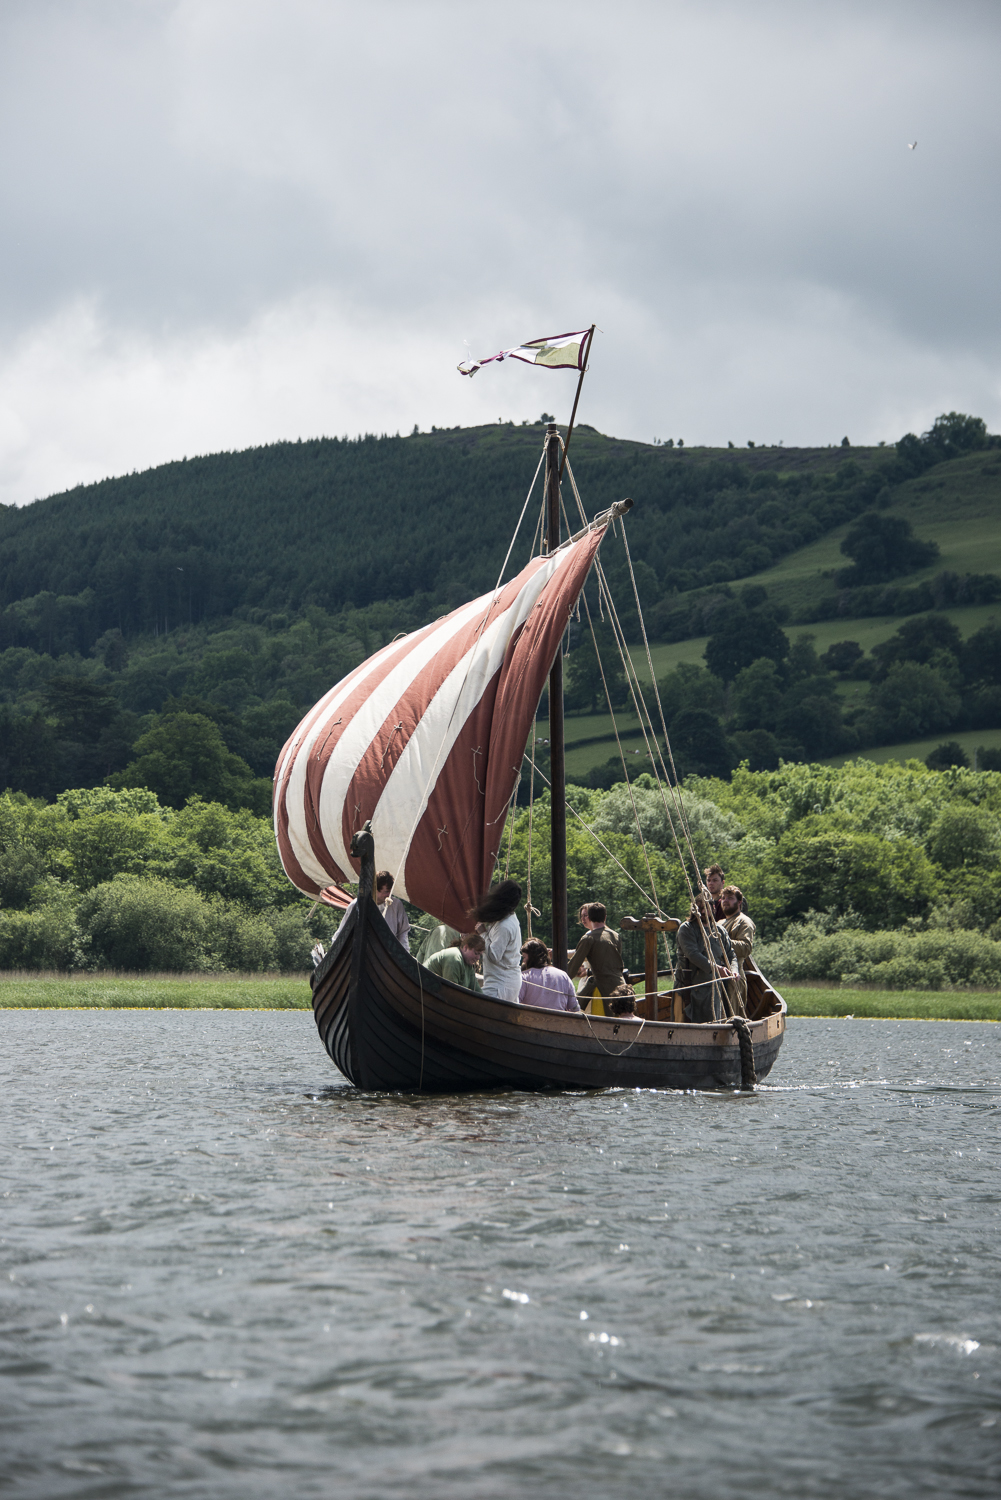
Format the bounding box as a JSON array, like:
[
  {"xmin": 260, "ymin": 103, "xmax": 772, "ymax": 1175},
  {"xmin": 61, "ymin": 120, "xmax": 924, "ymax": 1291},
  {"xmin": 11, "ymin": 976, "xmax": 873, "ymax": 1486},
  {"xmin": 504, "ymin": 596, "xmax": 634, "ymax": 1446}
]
[
  {"xmin": 545, "ymin": 327, "xmax": 594, "ymax": 971},
  {"xmin": 545, "ymin": 421, "xmax": 568, "ymax": 970}
]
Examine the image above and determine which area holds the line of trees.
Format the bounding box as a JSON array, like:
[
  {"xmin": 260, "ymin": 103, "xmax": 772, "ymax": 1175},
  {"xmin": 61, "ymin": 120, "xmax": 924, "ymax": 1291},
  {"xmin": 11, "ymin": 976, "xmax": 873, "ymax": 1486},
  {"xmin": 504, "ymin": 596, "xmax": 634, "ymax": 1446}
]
[
  {"xmin": 5, "ymin": 757, "xmax": 1000, "ymax": 986},
  {"xmin": 0, "ymin": 787, "xmax": 325, "ymax": 972},
  {"xmin": 10, "ymin": 411, "xmax": 988, "ymax": 665}
]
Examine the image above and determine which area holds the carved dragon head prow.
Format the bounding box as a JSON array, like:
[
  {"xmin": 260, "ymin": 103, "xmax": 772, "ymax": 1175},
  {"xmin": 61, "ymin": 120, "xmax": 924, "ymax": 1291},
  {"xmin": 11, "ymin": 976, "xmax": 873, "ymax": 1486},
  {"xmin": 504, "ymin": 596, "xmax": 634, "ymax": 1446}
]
[{"xmin": 350, "ymin": 820, "xmax": 375, "ymax": 862}]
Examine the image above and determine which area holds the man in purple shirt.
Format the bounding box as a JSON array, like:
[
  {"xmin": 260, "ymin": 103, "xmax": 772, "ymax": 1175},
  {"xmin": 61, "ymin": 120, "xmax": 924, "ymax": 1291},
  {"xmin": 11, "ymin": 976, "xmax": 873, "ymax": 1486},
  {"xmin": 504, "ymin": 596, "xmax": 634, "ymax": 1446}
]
[{"xmin": 518, "ymin": 939, "xmax": 582, "ymax": 1012}]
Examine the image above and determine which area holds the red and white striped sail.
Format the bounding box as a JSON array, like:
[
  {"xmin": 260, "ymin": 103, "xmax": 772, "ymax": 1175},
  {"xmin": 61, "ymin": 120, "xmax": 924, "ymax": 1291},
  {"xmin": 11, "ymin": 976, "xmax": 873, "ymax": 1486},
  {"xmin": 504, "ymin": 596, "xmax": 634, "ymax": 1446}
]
[{"xmin": 274, "ymin": 526, "xmax": 606, "ymax": 930}]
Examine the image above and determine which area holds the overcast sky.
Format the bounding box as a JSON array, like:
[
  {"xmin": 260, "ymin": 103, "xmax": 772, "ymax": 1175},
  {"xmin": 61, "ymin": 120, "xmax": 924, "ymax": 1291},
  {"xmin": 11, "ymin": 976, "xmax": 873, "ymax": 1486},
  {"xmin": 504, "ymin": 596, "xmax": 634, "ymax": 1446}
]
[{"xmin": 1, "ymin": 0, "xmax": 998, "ymax": 506}]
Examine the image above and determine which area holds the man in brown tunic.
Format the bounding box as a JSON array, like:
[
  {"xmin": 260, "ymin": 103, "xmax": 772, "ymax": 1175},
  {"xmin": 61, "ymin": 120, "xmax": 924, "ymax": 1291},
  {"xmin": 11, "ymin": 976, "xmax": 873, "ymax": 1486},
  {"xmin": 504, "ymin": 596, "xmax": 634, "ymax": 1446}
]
[
  {"xmin": 566, "ymin": 902, "xmax": 625, "ymax": 1009},
  {"xmin": 720, "ymin": 884, "xmax": 754, "ymax": 1017}
]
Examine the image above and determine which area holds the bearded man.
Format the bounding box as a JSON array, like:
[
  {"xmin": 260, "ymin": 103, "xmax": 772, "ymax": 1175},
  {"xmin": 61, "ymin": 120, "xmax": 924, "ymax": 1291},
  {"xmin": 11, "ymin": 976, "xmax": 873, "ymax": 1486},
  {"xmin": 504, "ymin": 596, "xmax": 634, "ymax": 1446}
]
[{"xmin": 720, "ymin": 884, "xmax": 754, "ymax": 1017}]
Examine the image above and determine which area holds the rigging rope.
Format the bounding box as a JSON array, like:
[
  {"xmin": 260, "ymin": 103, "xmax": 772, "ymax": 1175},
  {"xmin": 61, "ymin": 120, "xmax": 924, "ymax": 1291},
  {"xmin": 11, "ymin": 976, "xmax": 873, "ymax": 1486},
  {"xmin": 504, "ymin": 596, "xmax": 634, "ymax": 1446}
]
[
  {"xmin": 503, "ymin": 776, "xmax": 518, "ymax": 879},
  {"xmin": 592, "ymin": 556, "xmax": 699, "ymax": 890},
  {"xmin": 492, "ymin": 445, "xmax": 547, "ymax": 595},
  {"xmin": 524, "ymin": 755, "xmax": 663, "ymax": 910},
  {"xmin": 561, "ymin": 450, "xmax": 738, "ymax": 1002},
  {"xmin": 525, "ymin": 720, "xmax": 537, "ymax": 938},
  {"xmin": 579, "ymin": 586, "xmax": 664, "ymax": 914},
  {"xmin": 580, "ymin": 1008, "xmax": 648, "ymax": 1056},
  {"xmin": 590, "ymin": 552, "xmax": 734, "ymax": 999},
  {"xmin": 620, "ymin": 523, "xmax": 706, "ymax": 867},
  {"xmin": 618, "ymin": 520, "xmax": 740, "ymax": 992}
]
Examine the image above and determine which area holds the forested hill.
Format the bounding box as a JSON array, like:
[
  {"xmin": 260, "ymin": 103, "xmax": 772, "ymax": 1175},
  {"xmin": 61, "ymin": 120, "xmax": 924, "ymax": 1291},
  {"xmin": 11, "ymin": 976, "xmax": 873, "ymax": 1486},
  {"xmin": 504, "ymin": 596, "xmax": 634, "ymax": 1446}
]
[
  {"xmin": 2, "ymin": 410, "xmax": 999, "ymax": 808},
  {"xmin": 1, "ymin": 421, "xmax": 890, "ymax": 654}
]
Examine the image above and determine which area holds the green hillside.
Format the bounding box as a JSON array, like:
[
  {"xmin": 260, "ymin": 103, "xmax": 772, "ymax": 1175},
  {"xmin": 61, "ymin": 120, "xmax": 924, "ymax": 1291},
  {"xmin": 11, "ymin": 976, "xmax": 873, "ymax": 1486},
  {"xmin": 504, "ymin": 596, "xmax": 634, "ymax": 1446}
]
[
  {"xmin": 1, "ymin": 411, "xmax": 1000, "ymax": 806},
  {"xmin": 748, "ymin": 448, "xmax": 1001, "ymax": 622},
  {"xmin": 542, "ymin": 427, "xmax": 1001, "ymax": 782}
]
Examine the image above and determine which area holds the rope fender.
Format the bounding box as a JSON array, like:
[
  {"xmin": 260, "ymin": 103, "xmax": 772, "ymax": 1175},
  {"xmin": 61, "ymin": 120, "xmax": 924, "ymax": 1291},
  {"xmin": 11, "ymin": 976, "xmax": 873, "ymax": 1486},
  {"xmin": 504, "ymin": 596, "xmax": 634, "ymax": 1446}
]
[{"xmin": 731, "ymin": 1015, "xmax": 756, "ymax": 1090}]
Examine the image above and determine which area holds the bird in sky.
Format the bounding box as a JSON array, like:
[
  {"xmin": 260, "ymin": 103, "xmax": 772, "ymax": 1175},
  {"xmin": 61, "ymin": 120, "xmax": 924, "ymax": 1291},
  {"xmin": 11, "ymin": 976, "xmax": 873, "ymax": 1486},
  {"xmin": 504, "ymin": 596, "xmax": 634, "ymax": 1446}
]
[{"xmin": 907, "ymin": 141, "xmax": 917, "ymax": 150}]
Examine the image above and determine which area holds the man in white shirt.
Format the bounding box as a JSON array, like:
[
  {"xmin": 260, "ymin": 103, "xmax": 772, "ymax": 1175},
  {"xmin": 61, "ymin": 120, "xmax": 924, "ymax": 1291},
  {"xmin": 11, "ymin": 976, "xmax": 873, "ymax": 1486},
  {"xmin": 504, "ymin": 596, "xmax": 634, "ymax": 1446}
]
[{"xmin": 340, "ymin": 871, "xmax": 410, "ymax": 952}]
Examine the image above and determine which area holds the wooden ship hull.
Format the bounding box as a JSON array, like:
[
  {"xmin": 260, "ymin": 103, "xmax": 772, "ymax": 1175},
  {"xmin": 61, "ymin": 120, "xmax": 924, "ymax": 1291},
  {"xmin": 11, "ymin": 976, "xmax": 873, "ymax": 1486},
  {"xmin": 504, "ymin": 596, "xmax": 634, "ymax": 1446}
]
[{"xmin": 311, "ymin": 888, "xmax": 786, "ymax": 1094}]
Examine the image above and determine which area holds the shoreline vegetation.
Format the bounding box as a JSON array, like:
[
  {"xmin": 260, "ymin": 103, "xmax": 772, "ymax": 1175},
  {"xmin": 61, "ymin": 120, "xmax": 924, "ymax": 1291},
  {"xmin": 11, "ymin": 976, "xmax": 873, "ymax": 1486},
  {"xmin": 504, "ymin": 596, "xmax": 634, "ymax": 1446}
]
[{"xmin": 0, "ymin": 972, "xmax": 997, "ymax": 1021}]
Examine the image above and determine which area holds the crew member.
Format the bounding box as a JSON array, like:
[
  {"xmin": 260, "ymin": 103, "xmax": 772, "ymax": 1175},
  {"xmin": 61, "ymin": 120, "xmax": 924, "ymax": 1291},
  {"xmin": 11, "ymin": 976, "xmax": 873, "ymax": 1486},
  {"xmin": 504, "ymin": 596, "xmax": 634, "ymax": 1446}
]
[
  {"xmin": 703, "ymin": 864, "xmax": 726, "ymax": 921},
  {"xmin": 339, "ymin": 870, "xmax": 410, "ymax": 952},
  {"xmin": 472, "ymin": 879, "xmax": 523, "ymax": 1002},
  {"xmin": 375, "ymin": 871, "xmax": 410, "ymax": 951},
  {"xmin": 607, "ymin": 986, "xmax": 641, "ymax": 1022},
  {"xmin": 675, "ymin": 892, "xmax": 737, "ymax": 1023},
  {"xmin": 424, "ymin": 933, "xmax": 485, "ymax": 990},
  {"xmin": 566, "ymin": 902, "xmax": 626, "ymax": 1013},
  {"xmin": 418, "ymin": 922, "xmax": 460, "ymax": 965},
  {"xmin": 720, "ymin": 884, "xmax": 754, "ymax": 1017},
  {"xmin": 518, "ymin": 939, "xmax": 581, "ymax": 1011}
]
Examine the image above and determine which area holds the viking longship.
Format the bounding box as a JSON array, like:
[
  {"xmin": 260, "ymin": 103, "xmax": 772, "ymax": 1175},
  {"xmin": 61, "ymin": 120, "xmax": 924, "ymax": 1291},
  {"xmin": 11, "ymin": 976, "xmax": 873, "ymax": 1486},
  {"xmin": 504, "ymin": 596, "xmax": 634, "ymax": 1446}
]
[{"xmin": 274, "ymin": 420, "xmax": 786, "ymax": 1092}]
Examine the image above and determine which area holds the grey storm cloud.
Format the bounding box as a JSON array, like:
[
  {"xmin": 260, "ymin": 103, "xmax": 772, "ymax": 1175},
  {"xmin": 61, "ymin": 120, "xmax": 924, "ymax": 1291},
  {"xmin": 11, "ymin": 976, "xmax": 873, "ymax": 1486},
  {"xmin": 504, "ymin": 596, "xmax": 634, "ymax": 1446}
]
[{"xmin": 0, "ymin": 0, "xmax": 999, "ymax": 504}]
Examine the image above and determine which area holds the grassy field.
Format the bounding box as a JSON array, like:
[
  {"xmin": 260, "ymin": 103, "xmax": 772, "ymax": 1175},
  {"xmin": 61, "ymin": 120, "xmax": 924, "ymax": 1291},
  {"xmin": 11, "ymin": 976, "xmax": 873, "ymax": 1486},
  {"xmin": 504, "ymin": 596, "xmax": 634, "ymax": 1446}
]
[
  {"xmin": 747, "ymin": 450, "xmax": 1001, "ymax": 621},
  {"xmin": 1, "ymin": 973, "xmax": 996, "ymax": 1020},
  {"xmin": 782, "ymin": 986, "xmax": 1001, "ymax": 1021},
  {"xmin": 624, "ymin": 602, "xmax": 1001, "ymax": 689},
  {"xmin": 544, "ymin": 691, "xmax": 1001, "ymax": 781},
  {"xmin": 821, "ymin": 726, "xmax": 1001, "ymax": 769},
  {"xmin": 0, "ymin": 972, "xmax": 311, "ymax": 1009}
]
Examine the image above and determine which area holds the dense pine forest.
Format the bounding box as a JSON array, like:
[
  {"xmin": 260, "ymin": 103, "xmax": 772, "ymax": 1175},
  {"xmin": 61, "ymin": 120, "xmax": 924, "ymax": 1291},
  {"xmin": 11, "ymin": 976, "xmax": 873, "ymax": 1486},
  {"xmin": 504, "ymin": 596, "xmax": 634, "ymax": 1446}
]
[{"xmin": 0, "ymin": 418, "xmax": 894, "ymax": 645}]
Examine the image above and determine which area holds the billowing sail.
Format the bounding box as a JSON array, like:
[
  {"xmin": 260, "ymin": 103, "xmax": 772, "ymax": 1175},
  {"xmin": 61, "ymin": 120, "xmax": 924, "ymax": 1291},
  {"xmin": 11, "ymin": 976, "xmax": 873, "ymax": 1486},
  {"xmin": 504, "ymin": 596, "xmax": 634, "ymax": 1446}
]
[{"xmin": 274, "ymin": 525, "xmax": 606, "ymax": 930}]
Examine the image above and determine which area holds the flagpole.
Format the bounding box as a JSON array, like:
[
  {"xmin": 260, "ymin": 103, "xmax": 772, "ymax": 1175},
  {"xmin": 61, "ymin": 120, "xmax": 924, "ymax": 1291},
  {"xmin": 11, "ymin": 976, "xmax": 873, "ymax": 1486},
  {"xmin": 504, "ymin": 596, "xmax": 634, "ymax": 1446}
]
[{"xmin": 558, "ymin": 324, "xmax": 595, "ymax": 481}]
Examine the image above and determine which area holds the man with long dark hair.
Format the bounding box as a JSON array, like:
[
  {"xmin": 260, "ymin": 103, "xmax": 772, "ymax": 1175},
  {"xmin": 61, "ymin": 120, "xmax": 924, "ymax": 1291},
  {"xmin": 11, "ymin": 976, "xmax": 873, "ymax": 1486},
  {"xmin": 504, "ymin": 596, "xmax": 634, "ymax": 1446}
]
[{"xmin": 472, "ymin": 880, "xmax": 523, "ymax": 1002}]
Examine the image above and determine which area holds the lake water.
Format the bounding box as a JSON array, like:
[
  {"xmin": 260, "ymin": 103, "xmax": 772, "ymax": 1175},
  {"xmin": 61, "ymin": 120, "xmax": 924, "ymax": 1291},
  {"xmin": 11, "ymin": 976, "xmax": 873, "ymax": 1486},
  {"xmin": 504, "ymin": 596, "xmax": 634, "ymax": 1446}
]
[{"xmin": 1, "ymin": 1011, "xmax": 998, "ymax": 1499}]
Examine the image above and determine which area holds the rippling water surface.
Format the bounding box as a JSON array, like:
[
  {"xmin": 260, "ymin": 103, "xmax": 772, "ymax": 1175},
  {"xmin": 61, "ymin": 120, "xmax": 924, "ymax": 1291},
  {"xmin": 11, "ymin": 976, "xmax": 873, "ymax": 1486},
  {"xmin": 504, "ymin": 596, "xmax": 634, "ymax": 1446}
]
[{"xmin": 1, "ymin": 1011, "xmax": 999, "ymax": 1498}]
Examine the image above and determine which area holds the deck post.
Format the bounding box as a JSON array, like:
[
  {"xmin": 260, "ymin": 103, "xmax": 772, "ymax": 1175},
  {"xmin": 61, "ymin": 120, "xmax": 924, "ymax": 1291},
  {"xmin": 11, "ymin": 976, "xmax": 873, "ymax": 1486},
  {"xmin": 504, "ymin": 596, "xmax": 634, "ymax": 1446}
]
[
  {"xmin": 621, "ymin": 912, "xmax": 681, "ymax": 1020},
  {"xmin": 545, "ymin": 422, "xmax": 568, "ymax": 970},
  {"xmin": 643, "ymin": 925, "xmax": 658, "ymax": 1005}
]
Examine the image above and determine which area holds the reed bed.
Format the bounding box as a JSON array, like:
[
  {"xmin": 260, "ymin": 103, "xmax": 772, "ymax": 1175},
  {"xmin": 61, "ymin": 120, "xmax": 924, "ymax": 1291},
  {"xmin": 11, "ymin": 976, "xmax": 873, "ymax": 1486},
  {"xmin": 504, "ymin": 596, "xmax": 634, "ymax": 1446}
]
[{"xmin": 0, "ymin": 972, "xmax": 997, "ymax": 1018}]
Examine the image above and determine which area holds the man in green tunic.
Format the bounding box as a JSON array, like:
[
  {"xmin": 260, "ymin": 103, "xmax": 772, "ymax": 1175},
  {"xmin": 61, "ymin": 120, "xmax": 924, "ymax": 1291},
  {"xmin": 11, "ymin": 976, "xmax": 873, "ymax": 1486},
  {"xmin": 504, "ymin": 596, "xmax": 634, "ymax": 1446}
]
[
  {"xmin": 417, "ymin": 922, "xmax": 461, "ymax": 965},
  {"xmin": 424, "ymin": 933, "xmax": 485, "ymax": 991}
]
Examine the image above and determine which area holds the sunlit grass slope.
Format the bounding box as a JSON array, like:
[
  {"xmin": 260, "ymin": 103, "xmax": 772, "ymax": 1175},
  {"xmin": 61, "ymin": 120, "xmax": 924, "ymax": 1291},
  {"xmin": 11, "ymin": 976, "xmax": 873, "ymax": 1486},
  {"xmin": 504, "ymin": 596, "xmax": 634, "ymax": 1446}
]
[
  {"xmin": 783, "ymin": 987, "xmax": 1000, "ymax": 1021},
  {"xmin": 538, "ymin": 449, "xmax": 1001, "ymax": 777},
  {"xmin": 745, "ymin": 449, "xmax": 1001, "ymax": 620},
  {"xmin": 0, "ymin": 973, "xmax": 310, "ymax": 1009}
]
